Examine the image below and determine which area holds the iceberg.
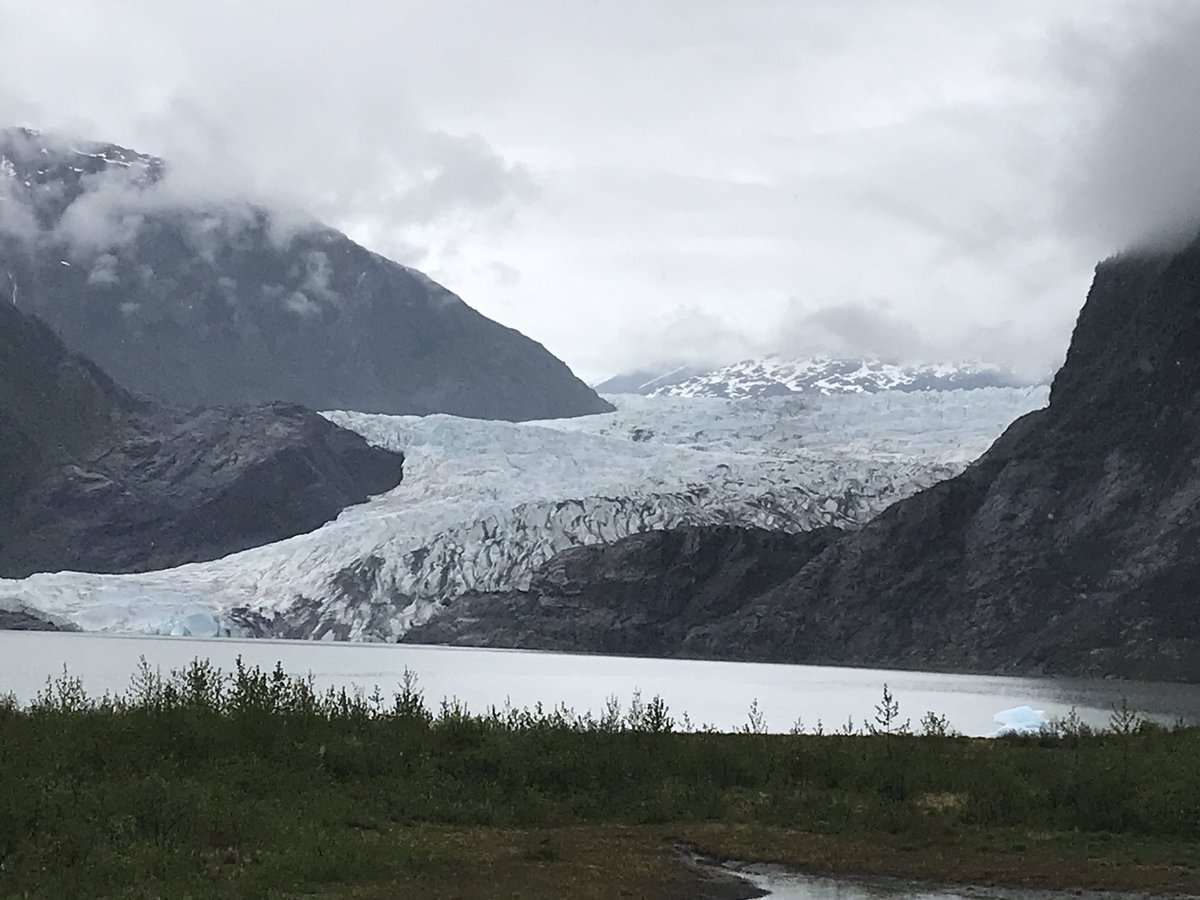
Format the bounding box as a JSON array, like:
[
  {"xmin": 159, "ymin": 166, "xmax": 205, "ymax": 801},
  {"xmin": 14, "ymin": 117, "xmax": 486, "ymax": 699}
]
[{"xmin": 991, "ymin": 705, "xmax": 1047, "ymax": 736}]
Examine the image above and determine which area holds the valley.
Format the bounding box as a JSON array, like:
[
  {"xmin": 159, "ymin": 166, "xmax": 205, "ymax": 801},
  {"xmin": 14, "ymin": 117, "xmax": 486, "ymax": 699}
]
[{"xmin": 7, "ymin": 6, "xmax": 1200, "ymax": 899}]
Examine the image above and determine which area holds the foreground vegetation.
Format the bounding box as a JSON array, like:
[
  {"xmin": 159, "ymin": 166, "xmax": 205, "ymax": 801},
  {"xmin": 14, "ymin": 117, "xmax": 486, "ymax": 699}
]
[{"xmin": 2, "ymin": 660, "xmax": 1199, "ymax": 898}]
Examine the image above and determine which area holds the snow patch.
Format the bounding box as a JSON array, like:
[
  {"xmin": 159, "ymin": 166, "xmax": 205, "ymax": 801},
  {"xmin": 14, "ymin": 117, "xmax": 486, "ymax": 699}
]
[{"xmin": 650, "ymin": 356, "xmax": 1035, "ymax": 400}]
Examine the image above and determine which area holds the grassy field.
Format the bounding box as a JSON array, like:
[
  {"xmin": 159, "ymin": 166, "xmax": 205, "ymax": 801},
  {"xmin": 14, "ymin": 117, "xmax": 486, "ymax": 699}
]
[{"xmin": 1, "ymin": 659, "xmax": 1199, "ymax": 898}]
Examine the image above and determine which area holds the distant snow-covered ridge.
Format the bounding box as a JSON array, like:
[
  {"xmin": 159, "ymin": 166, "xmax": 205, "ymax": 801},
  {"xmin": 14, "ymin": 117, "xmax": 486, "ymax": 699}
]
[
  {"xmin": 603, "ymin": 356, "xmax": 1039, "ymax": 400},
  {"xmin": 0, "ymin": 389, "xmax": 1048, "ymax": 641}
]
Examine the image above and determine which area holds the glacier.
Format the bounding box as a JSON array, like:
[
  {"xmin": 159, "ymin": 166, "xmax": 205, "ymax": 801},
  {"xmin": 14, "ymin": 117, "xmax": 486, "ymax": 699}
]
[{"xmin": 0, "ymin": 388, "xmax": 1048, "ymax": 641}]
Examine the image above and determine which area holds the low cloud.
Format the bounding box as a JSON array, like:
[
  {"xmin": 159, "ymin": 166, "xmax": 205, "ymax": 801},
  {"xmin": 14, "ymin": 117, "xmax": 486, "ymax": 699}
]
[
  {"xmin": 612, "ymin": 297, "xmax": 1056, "ymax": 382},
  {"xmin": 1057, "ymin": 6, "xmax": 1200, "ymax": 252},
  {"xmin": 775, "ymin": 299, "xmax": 932, "ymax": 364},
  {"xmin": 0, "ymin": 1, "xmax": 539, "ymax": 267},
  {"xmin": 615, "ymin": 306, "xmax": 760, "ymax": 374},
  {"xmin": 86, "ymin": 253, "xmax": 119, "ymax": 285}
]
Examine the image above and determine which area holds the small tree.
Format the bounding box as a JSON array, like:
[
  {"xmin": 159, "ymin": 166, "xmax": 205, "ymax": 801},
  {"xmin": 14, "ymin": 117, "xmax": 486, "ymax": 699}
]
[
  {"xmin": 1108, "ymin": 697, "xmax": 1145, "ymax": 736},
  {"xmin": 919, "ymin": 710, "xmax": 952, "ymax": 737},
  {"xmin": 742, "ymin": 699, "xmax": 768, "ymax": 735},
  {"xmin": 641, "ymin": 695, "xmax": 675, "ymax": 734},
  {"xmin": 867, "ymin": 683, "xmax": 909, "ymax": 737}
]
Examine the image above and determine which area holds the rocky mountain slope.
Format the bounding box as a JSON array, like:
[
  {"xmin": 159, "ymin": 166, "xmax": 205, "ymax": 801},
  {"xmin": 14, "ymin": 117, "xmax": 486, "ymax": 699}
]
[
  {"xmin": 0, "ymin": 388, "xmax": 1045, "ymax": 637},
  {"xmin": 0, "ymin": 127, "xmax": 610, "ymax": 420},
  {"xmin": 411, "ymin": 238, "xmax": 1200, "ymax": 682},
  {"xmin": 403, "ymin": 525, "xmax": 840, "ymax": 655},
  {"xmin": 601, "ymin": 357, "xmax": 1034, "ymax": 399},
  {"xmin": 0, "ymin": 301, "xmax": 405, "ymax": 578}
]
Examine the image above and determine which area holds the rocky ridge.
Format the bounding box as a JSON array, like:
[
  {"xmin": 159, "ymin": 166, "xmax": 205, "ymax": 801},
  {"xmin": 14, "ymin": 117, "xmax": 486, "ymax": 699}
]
[
  {"xmin": 403, "ymin": 525, "xmax": 841, "ymax": 655},
  {"xmin": 0, "ymin": 301, "xmax": 405, "ymax": 578}
]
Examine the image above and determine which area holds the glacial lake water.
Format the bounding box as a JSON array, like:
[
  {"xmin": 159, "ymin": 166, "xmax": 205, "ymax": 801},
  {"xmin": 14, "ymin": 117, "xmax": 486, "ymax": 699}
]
[{"xmin": 4, "ymin": 631, "xmax": 1200, "ymax": 736}]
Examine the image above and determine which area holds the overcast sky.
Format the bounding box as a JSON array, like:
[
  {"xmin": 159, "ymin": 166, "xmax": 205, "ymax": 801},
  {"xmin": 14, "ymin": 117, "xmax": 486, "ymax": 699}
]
[{"xmin": 3, "ymin": 0, "xmax": 1199, "ymax": 382}]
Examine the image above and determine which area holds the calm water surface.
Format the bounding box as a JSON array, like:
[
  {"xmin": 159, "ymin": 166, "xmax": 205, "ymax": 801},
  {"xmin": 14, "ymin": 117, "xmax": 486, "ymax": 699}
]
[{"xmin": 3, "ymin": 631, "xmax": 1199, "ymax": 736}]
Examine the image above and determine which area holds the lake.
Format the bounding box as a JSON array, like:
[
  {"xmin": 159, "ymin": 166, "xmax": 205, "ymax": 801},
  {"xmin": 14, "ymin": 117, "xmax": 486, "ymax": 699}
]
[{"xmin": 3, "ymin": 631, "xmax": 1200, "ymax": 736}]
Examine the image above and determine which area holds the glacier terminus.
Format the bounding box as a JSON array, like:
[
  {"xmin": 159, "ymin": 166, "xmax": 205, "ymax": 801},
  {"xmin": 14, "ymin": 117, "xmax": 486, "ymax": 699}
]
[{"xmin": 0, "ymin": 388, "xmax": 1048, "ymax": 641}]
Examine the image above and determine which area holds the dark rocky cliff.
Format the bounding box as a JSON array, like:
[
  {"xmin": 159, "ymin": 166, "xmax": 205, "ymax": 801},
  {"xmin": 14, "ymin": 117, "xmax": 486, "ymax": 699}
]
[
  {"xmin": 403, "ymin": 526, "xmax": 841, "ymax": 656},
  {"xmin": 0, "ymin": 302, "xmax": 405, "ymax": 578},
  {"xmin": 410, "ymin": 238, "xmax": 1200, "ymax": 681},
  {"xmin": 0, "ymin": 128, "xmax": 611, "ymax": 421}
]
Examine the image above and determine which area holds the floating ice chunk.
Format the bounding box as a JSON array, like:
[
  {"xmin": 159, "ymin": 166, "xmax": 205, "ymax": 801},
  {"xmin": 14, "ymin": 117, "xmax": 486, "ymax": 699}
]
[
  {"xmin": 991, "ymin": 705, "xmax": 1047, "ymax": 736},
  {"xmin": 182, "ymin": 611, "xmax": 220, "ymax": 636},
  {"xmin": 162, "ymin": 610, "xmax": 222, "ymax": 637}
]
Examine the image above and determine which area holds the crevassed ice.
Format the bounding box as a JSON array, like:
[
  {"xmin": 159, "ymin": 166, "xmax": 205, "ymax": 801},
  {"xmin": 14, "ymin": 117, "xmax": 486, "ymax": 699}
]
[{"xmin": 0, "ymin": 388, "xmax": 1048, "ymax": 641}]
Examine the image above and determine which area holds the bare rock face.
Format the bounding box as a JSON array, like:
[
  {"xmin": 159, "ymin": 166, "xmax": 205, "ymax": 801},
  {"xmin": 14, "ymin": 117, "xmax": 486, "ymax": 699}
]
[
  {"xmin": 402, "ymin": 526, "xmax": 841, "ymax": 656},
  {"xmin": 0, "ymin": 127, "xmax": 611, "ymax": 421},
  {"xmin": 0, "ymin": 302, "xmax": 404, "ymax": 578},
  {"xmin": 410, "ymin": 237, "xmax": 1200, "ymax": 682}
]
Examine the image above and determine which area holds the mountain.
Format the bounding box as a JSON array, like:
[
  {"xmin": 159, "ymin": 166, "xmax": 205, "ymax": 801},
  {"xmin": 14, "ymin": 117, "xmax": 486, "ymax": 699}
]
[
  {"xmin": 0, "ymin": 301, "xmax": 405, "ymax": 578},
  {"xmin": 0, "ymin": 128, "xmax": 611, "ymax": 421},
  {"xmin": 403, "ymin": 238, "xmax": 1200, "ymax": 682},
  {"xmin": 600, "ymin": 357, "xmax": 1035, "ymax": 399},
  {"xmin": 0, "ymin": 388, "xmax": 1045, "ymax": 638}
]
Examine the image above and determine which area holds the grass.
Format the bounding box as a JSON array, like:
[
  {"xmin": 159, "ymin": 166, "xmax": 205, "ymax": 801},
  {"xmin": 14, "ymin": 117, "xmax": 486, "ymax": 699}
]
[{"xmin": 1, "ymin": 658, "xmax": 1199, "ymax": 898}]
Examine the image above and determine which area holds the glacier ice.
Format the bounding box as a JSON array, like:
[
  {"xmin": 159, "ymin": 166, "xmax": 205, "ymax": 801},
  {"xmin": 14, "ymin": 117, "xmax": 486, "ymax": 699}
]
[
  {"xmin": 0, "ymin": 388, "xmax": 1048, "ymax": 641},
  {"xmin": 167, "ymin": 610, "xmax": 224, "ymax": 638},
  {"xmin": 991, "ymin": 705, "xmax": 1048, "ymax": 736}
]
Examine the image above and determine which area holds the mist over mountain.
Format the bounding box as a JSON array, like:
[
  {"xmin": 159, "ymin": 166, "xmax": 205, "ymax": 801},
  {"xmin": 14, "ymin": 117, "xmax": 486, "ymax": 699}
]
[{"xmin": 0, "ymin": 128, "xmax": 611, "ymax": 421}]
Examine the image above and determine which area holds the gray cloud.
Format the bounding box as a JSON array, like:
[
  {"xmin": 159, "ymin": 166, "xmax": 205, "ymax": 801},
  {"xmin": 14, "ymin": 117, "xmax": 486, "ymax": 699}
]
[
  {"xmin": 86, "ymin": 253, "xmax": 119, "ymax": 286},
  {"xmin": 616, "ymin": 297, "xmax": 1065, "ymax": 384},
  {"xmin": 1055, "ymin": 5, "xmax": 1200, "ymax": 252},
  {"xmin": 776, "ymin": 300, "xmax": 932, "ymax": 364},
  {"xmin": 0, "ymin": 182, "xmax": 39, "ymax": 244},
  {"xmin": 3, "ymin": 1, "xmax": 1194, "ymax": 384},
  {"xmin": 0, "ymin": 2, "xmax": 536, "ymax": 259}
]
